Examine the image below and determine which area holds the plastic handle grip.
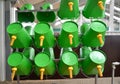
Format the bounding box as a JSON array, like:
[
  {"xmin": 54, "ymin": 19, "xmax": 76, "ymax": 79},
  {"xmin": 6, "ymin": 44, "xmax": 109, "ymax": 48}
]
[
  {"xmin": 40, "ymin": 68, "xmax": 45, "ymax": 80},
  {"xmin": 39, "ymin": 36, "xmax": 45, "ymax": 47},
  {"xmin": 97, "ymin": 65, "xmax": 103, "ymax": 77},
  {"xmin": 68, "ymin": 34, "xmax": 73, "ymax": 45},
  {"xmin": 10, "ymin": 35, "xmax": 17, "ymax": 46},
  {"xmin": 98, "ymin": 1, "xmax": 104, "ymax": 10},
  {"xmin": 68, "ymin": 2, "xmax": 74, "ymax": 11},
  {"xmin": 68, "ymin": 67, "xmax": 73, "ymax": 79},
  {"xmin": 97, "ymin": 34, "xmax": 103, "ymax": 45},
  {"xmin": 11, "ymin": 67, "xmax": 17, "ymax": 81}
]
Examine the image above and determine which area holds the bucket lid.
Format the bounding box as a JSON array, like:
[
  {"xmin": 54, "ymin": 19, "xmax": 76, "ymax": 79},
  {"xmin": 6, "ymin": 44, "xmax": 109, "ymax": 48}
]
[
  {"xmin": 62, "ymin": 21, "xmax": 78, "ymax": 33},
  {"xmin": 62, "ymin": 51, "xmax": 78, "ymax": 66},
  {"xmin": 90, "ymin": 21, "xmax": 106, "ymax": 32},
  {"xmin": 34, "ymin": 23, "xmax": 50, "ymax": 34},
  {"xmin": 7, "ymin": 22, "xmax": 22, "ymax": 34},
  {"xmin": 34, "ymin": 52, "xmax": 50, "ymax": 67},
  {"xmin": 90, "ymin": 50, "xmax": 106, "ymax": 64},
  {"xmin": 8, "ymin": 52, "xmax": 23, "ymax": 67}
]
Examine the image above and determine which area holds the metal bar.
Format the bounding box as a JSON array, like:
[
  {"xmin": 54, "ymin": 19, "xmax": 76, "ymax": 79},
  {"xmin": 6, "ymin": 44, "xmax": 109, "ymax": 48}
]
[
  {"xmin": 111, "ymin": 62, "xmax": 120, "ymax": 84},
  {"xmin": 17, "ymin": 75, "xmax": 20, "ymax": 84},
  {"xmin": 109, "ymin": 0, "xmax": 114, "ymax": 31},
  {"xmin": 54, "ymin": 58, "xmax": 85, "ymax": 62},
  {"xmin": 111, "ymin": 65, "xmax": 115, "ymax": 84},
  {"xmin": 16, "ymin": 9, "xmax": 58, "ymax": 12},
  {"xmin": 95, "ymin": 74, "xmax": 98, "ymax": 84},
  {"xmin": 0, "ymin": 0, "xmax": 6, "ymax": 81},
  {"xmin": 5, "ymin": 0, "xmax": 12, "ymax": 81},
  {"xmin": 10, "ymin": 1, "xmax": 17, "ymax": 23}
]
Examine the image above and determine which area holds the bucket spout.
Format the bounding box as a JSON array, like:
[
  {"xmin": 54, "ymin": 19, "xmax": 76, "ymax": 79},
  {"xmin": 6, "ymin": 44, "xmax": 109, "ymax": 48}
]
[
  {"xmin": 39, "ymin": 36, "xmax": 45, "ymax": 47},
  {"xmin": 40, "ymin": 68, "xmax": 45, "ymax": 80},
  {"xmin": 98, "ymin": 1, "xmax": 104, "ymax": 10},
  {"xmin": 97, "ymin": 34, "xmax": 103, "ymax": 45},
  {"xmin": 68, "ymin": 2, "xmax": 74, "ymax": 11},
  {"xmin": 97, "ymin": 65, "xmax": 103, "ymax": 77},
  {"xmin": 68, "ymin": 34, "xmax": 73, "ymax": 45},
  {"xmin": 11, "ymin": 67, "xmax": 17, "ymax": 81},
  {"xmin": 68, "ymin": 66, "xmax": 73, "ymax": 79},
  {"xmin": 10, "ymin": 35, "xmax": 17, "ymax": 46}
]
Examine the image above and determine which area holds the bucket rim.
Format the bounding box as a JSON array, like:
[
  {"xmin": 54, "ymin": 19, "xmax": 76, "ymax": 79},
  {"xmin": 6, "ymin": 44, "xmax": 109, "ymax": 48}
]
[
  {"xmin": 34, "ymin": 22, "xmax": 51, "ymax": 34},
  {"xmin": 90, "ymin": 20, "xmax": 107, "ymax": 33},
  {"xmin": 7, "ymin": 52, "xmax": 23, "ymax": 67},
  {"xmin": 34, "ymin": 52, "xmax": 51, "ymax": 67},
  {"xmin": 7, "ymin": 22, "xmax": 23, "ymax": 34},
  {"xmin": 61, "ymin": 51, "xmax": 78, "ymax": 66},
  {"xmin": 89, "ymin": 50, "xmax": 106, "ymax": 64},
  {"xmin": 62, "ymin": 21, "xmax": 78, "ymax": 33}
]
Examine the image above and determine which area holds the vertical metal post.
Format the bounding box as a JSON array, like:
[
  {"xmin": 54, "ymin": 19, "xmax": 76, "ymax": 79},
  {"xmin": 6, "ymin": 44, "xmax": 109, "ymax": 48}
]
[
  {"xmin": 95, "ymin": 74, "xmax": 98, "ymax": 84},
  {"xmin": 109, "ymin": 0, "xmax": 114, "ymax": 31},
  {"xmin": 5, "ymin": 0, "xmax": 16, "ymax": 80},
  {"xmin": 10, "ymin": 1, "xmax": 17, "ymax": 23},
  {"xmin": 111, "ymin": 62, "xmax": 120, "ymax": 84},
  {"xmin": 0, "ymin": 0, "xmax": 6, "ymax": 81},
  {"xmin": 17, "ymin": 75, "xmax": 20, "ymax": 84},
  {"xmin": 111, "ymin": 65, "xmax": 115, "ymax": 84}
]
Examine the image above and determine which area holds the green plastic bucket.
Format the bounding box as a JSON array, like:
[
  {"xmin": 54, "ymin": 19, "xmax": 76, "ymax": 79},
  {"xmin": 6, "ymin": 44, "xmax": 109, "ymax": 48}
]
[
  {"xmin": 42, "ymin": 48, "xmax": 55, "ymax": 59},
  {"xmin": 58, "ymin": 21, "xmax": 80, "ymax": 48},
  {"xmin": 18, "ymin": 3, "xmax": 35, "ymax": 22},
  {"xmin": 7, "ymin": 52, "xmax": 33, "ymax": 75},
  {"xmin": 7, "ymin": 22, "xmax": 32, "ymax": 48},
  {"xmin": 25, "ymin": 26, "xmax": 34, "ymax": 37},
  {"xmin": 23, "ymin": 47, "xmax": 35, "ymax": 61},
  {"xmin": 82, "ymin": 0, "xmax": 106, "ymax": 19},
  {"xmin": 81, "ymin": 50, "xmax": 106, "ymax": 76},
  {"xmin": 82, "ymin": 20, "xmax": 107, "ymax": 47},
  {"xmin": 80, "ymin": 23, "xmax": 90, "ymax": 35},
  {"xmin": 57, "ymin": 0, "xmax": 80, "ymax": 19},
  {"xmin": 36, "ymin": 3, "xmax": 56, "ymax": 22},
  {"xmin": 58, "ymin": 51, "xmax": 79, "ymax": 77},
  {"xmin": 79, "ymin": 46, "xmax": 92, "ymax": 68},
  {"xmin": 34, "ymin": 22, "xmax": 55, "ymax": 48},
  {"xmin": 80, "ymin": 46, "xmax": 92, "ymax": 58},
  {"xmin": 34, "ymin": 52, "xmax": 56, "ymax": 77}
]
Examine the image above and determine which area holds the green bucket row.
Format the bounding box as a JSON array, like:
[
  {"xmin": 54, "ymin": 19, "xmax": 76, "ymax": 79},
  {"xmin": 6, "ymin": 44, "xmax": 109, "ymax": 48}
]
[
  {"xmin": 17, "ymin": 0, "xmax": 106, "ymax": 23},
  {"xmin": 7, "ymin": 20, "xmax": 107, "ymax": 48},
  {"xmin": 7, "ymin": 47, "xmax": 106, "ymax": 80}
]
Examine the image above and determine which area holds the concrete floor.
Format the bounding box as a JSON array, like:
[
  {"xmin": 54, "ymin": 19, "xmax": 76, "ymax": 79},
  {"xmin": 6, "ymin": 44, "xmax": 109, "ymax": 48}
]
[{"xmin": 0, "ymin": 77, "xmax": 120, "ymax": 84}]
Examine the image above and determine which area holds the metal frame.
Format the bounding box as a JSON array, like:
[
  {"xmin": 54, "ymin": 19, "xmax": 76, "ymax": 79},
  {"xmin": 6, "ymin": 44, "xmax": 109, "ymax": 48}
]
[
  {"xmin": 111, "ymin": 62, "xmax": 120, "ymax": 84},
  {"xmin": 109, "ymin": 0, "xmax": 114, "ymax": 31},
  {"xmin": 0, "ymin": 0, "xmax": 6, "ymax": 81}
]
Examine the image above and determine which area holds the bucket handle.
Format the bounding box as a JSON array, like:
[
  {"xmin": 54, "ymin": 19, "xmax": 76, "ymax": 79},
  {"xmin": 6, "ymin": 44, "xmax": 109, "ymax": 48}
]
[
  {"xmin": 97, "ymin": 65, "xmax": 103, "ymax": 77},
  {"xmin": 68, "ymin": 2, "xmax": 74, "ymax": 11},
  {"xmin": 68, "ymin": 66, "xmax": 73, "ymax": 79},
  {"xmin": 40, "ymin": 68, "xmax": 45, "ymax": 80},
  {"xmin": 97, "ymin": 34, "xmax": 103, "ymax": 45},
  {"xmin": 98, "ymin": 1, "xmax": 104, "ymax": 10},
  {"xmin": 68, "ymin": 34, "xmax": 73, "ymax": 45},
  {"xmin": 39, "ymin": 36, "xmax": 45, "ymax": 47},
  {"xmin": 10, "ymin": 35, "xmax": 17, "ymax": 46},
  {"xmin": 11, "ymin": 67, "xmax": 17, "ymax": 81}
]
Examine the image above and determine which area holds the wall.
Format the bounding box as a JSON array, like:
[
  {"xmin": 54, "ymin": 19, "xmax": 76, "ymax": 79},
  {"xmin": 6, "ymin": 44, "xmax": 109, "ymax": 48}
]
[{"xmin": 102, "ymin": 35, "xmax": 120, "ymax": 77}]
